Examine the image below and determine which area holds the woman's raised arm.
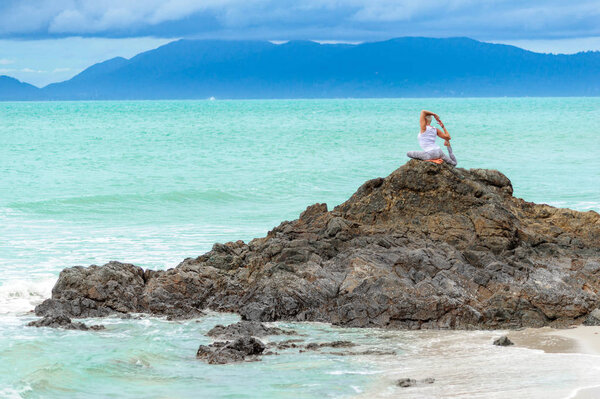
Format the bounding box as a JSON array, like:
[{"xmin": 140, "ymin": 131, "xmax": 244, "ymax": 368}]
[
  {"xmin": 436, "ymin": 125, "xmax": 451, "ymax": 141},
  {"xmin": 420, "ymin": 110, "xmax": 437, "ymax": 132}
]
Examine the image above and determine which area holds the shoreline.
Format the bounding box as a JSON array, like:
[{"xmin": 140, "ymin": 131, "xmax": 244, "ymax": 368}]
[
  {"xmin": 509, "ymin": 326, "xmax": 600, "ymax": 399},
  {"xmin": 508, "ymin": 326, "xmax": 600, "ymax": 355}
]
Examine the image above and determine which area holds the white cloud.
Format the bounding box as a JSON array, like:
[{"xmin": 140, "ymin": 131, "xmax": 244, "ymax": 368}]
[
  {"xmin": 0, "ymin": 0, "xmax": 599, "ymax": 60},
  {"xmin": 0, "ymin": 58, "xmax": 15, "ymax": 65},
  {"xmin": 13, "ymin": 0, "xmax": 238, "ymax": 34},
  {"xmin": 495, "ymin": 36, "xmax": 600, "ymax": 54}
]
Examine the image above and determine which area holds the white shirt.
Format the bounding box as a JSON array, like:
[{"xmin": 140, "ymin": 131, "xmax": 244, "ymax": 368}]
[{"xmin": 418, "ymin": 125, "xmax": 440, "ymax": 152}]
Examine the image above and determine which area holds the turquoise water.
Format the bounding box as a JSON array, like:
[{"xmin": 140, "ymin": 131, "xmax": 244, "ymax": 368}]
[{"xmin": 1, "ymin": 99, "xmax": 599, "ymax": 398}]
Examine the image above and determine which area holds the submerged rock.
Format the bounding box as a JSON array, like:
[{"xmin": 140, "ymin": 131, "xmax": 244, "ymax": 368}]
[
  {"xmin": 207, "ymin": 321, "xmax": 295, "ymax": 340},
  {"xmin": 27, "ymin": 315, "xmax": 105, "ymax": 331},
  {"xmin": 196, "ymin": 336, "xmax": 266, "ymax": 364},
  {"xmin": 303, "ymin": 341, "xmax": 356, "ymax": 351},
  {"xmin": 269, "ymin": 339, "xmax": 305, "ymax": 350},
  {"xmin": 493, "ymin": 336, "xmax": 514, "ymax": 346},
  {"xmin": 35, "ymin": 161, "xmax": 600, "ymax": 329}
]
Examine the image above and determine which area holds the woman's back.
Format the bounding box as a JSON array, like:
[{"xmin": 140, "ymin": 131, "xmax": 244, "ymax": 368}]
[{"xmin": 418, "ymin": 125, "xmax": 440, "ymax": 152}]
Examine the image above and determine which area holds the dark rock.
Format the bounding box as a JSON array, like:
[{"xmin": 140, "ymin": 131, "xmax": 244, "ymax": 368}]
[
  {"xmin": 207, "ymin": 321, "xmax": 295, "ymax": 340},
  {"xmin": 397, "ymin": 378, "xmax": 417, "ymax": 387},
  {"xmin": 493, "ymin": 336, "xmax": 514, "ymax": 346},
  {"xmin": 300, "ymin": 203, "xmax": 328, "ymax": 223},
  {"xmin": 165, "ymin": 307, "xmax": 204, "ymax": 321},
  {"xmin": 27, "ymin": 315, "xmax": 105, "ymax": 331},
  {"xmin": 196, "ymin": 336, "xmax": 266, "ymax": 364},
  {"xmin": 583, "ymin": 309, "xmax": 600, "ymax": 326},
  {"xmin": 35, "ymin": 261, "xmax": 145, "ymax": 318},
  {"xmin": 269, "ymin": 339, "xmax": 305, "ymax": 350},
  {"xmin": 396, "ymin": 377, "xmax": 435, "ymax": 387},
  {"xmin": 303, "ymin": 341, "xmax": 356, "ymax": 351},
  {"xmin": 35, "ymin": 161, "xmax": 600, "ymax": 330}
]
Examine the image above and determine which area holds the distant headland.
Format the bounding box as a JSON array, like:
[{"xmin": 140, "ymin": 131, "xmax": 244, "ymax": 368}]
[{"xmin": 2, "ymin": 37, "xmax": 600, "ymax": 100}]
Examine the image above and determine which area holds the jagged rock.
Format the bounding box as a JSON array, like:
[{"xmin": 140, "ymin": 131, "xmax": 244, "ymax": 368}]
[
  {"xmin": 269, "ymin": 339, "xmax": 305, "ymax": 350},
  {"xmin": 35, "ymin": 261, "xmax": 145, "ymax": 317},
  {"xmin": 207, "ymin": 321, "xmax": 295, "ymax": 340},
  {"xmin": 27, "ymin": 315, "xmax": 105, "ymax": 331},
  {"xmin": 493, "ymin": 336, "xmax": 514, "ymax": 346},
  {"xmin": 583, "ymin": 309, "xmax": 600, "ymax": 326},
  {"xmin": 35, "ymin": 161, "xmax": 600, "ymax": 329},
  {"xmin": 196, "ymin": 336, "xmax": 266, "ymax": 364}
]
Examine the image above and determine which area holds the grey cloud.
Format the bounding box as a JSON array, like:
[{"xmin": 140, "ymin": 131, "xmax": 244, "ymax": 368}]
[{"xmin": 0, "ymin": 0, "xmax": 599, "ymax": 40}]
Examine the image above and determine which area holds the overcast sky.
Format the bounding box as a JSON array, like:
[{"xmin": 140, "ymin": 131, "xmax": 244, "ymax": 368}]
[{"xmin": 1, "ymin": 0, "xmax": 599, "ymax": 87}]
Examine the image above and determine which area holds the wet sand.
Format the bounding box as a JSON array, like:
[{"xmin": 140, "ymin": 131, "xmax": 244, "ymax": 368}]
[
  {"xmin": 509, "ymin": 326, "xmax": 600, "ymax": 399},
  {"xmin": 508, "ymin": 327, "xmax": 581, "ymax": 354}
]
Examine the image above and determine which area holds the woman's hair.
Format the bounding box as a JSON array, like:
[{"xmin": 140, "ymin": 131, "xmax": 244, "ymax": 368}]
[{"xmin": 425, "ymin": 115, "xmax": 433, "ymax": 124}]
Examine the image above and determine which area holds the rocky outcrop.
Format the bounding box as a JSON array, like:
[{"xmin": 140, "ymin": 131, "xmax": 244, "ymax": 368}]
[
  {"xmin": 196, "ymin": 336, "xmax": 266, "ymax": 364},
  {"xmin": 207, "ymin": 321, "xmax": 295, "ymax": 340},
  {"xmin": 33, "ymin": 261, "xmax": 203, "ymax": 320},
  {"xmin": 27, "ymin": 315, "xmax": 105, "ymax": 331},
  {"xmin": 492, "ymin": 336, "xmax": 514, "ymax": 346},
  {"xmin": 35, "ymin": 161, "xmax": 600, "ymax": 329}
]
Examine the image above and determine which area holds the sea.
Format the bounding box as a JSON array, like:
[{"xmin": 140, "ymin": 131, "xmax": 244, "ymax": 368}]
[{"xmin": 1, "ymin": 98, "xmax": 599, "ymax": 398}]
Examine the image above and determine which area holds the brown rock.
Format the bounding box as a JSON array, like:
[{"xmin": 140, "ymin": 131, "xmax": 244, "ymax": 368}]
[{"xmin": 35, "ymin": 161, "xmax": 600, "ymax": 329}]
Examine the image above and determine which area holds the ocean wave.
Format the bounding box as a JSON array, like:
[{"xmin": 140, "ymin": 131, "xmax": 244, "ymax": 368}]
[
  {"xmin": 5, "ymin": 189, "xmax": 246, "ymax": 215},
  {"xmin": 0, "ymin": 278, "xmax": 55, "ymax": 314},
  {"xmin": 545, "ymin": 201, "xmax": 600, "ymax": 212},
  {"xmin": 0, "ymin": 388, "xmax": 27, "ymax": 399}
]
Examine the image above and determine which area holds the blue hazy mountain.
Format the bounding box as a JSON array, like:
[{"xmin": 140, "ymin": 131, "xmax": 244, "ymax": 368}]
[
  {"xmin": 0, "ymin": 76, "xmax": 43, "ymax": 100},
  {"xmin": 3, "ymin": 37, "xmax": 600, "ymax": 100}
]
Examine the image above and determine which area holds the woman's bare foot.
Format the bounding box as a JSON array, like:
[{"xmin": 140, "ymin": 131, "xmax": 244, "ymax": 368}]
[{"xmin": 444, "ymin": 140, "xmax": 450, "ymax": 147}]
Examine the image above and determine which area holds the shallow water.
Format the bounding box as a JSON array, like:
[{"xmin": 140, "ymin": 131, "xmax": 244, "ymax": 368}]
[{"xmin": 1, "ymin": 98, "xmax": 599, "ymax": 398}]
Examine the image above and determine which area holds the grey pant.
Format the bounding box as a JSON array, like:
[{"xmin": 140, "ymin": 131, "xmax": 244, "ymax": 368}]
[{"xmin": 406, "ymin": 146, "xmax": 457, "ymax": 166}]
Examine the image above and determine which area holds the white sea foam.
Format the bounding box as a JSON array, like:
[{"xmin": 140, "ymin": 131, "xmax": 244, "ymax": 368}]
[
  {"xmin": 0, "ymin": 388, "xmax": 24, "ymax": 399},
  {"xmin": 0, "ymin": 278, "xmax": 55, "ymax": 314},
  {"xmin": 566, "ymin": 384, "xmax": 600, "ymax": 399}
]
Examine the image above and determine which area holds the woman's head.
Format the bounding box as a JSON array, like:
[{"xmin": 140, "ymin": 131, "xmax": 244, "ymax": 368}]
[{"xmin": 425, "ymin": 115, "xmax": 433, "ymax": 125}]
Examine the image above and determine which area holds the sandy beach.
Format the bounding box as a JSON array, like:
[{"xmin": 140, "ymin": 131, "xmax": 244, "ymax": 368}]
[{"xmin": 509, "ymin": 326, "xmax": 600, "ymax": 398}]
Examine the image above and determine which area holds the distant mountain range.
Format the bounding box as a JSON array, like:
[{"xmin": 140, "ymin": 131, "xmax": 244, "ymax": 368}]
[{"xmin": 2, "ymin": 37, "xmax": 600, "ymax": 100}]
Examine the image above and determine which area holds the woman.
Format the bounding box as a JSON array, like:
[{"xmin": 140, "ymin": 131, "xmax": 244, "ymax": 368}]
[{"xmin": 407, "ymin": 110, "xmax": 457, "ymax": 166}]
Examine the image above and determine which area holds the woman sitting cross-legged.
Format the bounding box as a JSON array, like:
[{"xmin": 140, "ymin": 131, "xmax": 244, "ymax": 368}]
[{"xmin": 407, "ymin": 110, "xmax": 457, "ymax": 166}]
